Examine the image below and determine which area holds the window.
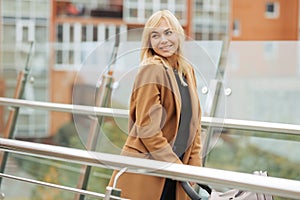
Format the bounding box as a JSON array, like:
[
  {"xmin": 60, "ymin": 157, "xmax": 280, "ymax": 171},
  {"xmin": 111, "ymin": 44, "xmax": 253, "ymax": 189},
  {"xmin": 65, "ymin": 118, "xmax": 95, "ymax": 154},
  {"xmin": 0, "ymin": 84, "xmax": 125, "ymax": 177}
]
[
  {"xmin": 232, "ymin": 19, "xmax": 240, "ymax": 37},
  {"xmin": 16, "ymin": 20, "xmax": 35, "ymax": 42},
  {"xmin": 265, "ymin": 2, "xmax": 280, "ymax": 19}
]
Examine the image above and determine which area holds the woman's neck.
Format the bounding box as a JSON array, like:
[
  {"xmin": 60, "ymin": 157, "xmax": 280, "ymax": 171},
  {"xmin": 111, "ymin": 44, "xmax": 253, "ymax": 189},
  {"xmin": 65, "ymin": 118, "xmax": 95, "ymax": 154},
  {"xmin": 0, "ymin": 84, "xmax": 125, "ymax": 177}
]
[{"xmin": 166, "ymin": 55, "xmax": 178, "ymax": 69}]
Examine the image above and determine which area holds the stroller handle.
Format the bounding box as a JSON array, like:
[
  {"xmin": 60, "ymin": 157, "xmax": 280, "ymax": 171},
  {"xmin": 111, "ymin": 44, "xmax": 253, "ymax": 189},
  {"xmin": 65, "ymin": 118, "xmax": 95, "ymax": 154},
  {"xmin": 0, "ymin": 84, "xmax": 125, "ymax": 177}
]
[
  {"xmin": 180, "ymin": 181, "xmax": 202, "ymax": 200},
  {"xmin": 180, "ymin": 181, "xmax": 212, "ymax": 200}
]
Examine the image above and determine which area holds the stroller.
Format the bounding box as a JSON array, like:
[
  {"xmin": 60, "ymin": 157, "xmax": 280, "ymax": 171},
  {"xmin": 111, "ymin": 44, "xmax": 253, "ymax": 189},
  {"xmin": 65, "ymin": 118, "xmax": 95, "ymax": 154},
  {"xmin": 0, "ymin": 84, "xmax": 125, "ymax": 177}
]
[{"xmin": 181, "ymin": 171, "xmax": 273, "ymax": 200}]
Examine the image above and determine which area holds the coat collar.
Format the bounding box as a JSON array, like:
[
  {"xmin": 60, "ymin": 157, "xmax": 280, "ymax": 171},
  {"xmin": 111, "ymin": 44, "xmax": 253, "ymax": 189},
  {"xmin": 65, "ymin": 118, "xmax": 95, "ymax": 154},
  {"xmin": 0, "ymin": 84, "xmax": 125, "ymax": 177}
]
[{"xmin": 164, "ymin": 66, "xmax": 181, "ymax": 113}]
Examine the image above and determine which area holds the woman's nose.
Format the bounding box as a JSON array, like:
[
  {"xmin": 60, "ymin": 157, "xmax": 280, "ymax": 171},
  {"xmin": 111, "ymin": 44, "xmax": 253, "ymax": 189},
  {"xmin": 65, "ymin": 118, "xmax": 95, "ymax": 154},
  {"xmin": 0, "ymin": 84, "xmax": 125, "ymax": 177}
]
[{"xmin": 160, "ymin": 35, "xmax": 168, "ymax": 43}]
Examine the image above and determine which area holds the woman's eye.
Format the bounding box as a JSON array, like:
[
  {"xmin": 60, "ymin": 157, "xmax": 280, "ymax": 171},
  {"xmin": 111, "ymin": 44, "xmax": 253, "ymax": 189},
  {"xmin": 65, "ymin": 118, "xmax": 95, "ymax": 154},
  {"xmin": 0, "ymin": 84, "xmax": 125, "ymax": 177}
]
[
  {"xmin": 166, "ymin": 30, "xmax": 172, "ymax": 35},
  {"xmin": 151, "ymin": 34, "xmax": 159, "ymax": 39}
]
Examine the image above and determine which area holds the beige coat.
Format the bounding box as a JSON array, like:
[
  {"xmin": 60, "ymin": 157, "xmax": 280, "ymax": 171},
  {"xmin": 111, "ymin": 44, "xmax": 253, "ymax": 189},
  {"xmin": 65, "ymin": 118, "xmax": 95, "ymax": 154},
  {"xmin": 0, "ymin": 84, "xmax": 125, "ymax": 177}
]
[{"xmin": 109, "ymin": 63, "xmax": 202, "ymax": 200}]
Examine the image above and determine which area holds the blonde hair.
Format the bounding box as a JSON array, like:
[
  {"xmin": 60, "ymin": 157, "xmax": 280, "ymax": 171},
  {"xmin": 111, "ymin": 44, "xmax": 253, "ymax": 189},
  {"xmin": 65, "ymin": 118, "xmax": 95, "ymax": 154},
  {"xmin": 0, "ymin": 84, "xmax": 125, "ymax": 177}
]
[{"xmin": 140, "ymin": 10, "xmax": 190, "ymax": 86}]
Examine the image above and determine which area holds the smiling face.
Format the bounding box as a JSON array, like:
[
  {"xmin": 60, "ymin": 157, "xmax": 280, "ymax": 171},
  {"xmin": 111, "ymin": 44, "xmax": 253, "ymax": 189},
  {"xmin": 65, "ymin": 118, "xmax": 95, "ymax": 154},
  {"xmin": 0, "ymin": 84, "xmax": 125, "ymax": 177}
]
[{"xmin": 150, "ymin": 19, "xmax": 179, "ymax": 58}]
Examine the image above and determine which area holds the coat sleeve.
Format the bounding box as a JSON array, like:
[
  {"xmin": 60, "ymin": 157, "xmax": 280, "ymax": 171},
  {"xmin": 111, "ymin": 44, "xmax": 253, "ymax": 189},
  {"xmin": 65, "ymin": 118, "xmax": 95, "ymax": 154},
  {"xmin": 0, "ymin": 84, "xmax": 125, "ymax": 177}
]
[{"xmin": 128, "ymin": 64, "xmax": 182, "ymax": 164}]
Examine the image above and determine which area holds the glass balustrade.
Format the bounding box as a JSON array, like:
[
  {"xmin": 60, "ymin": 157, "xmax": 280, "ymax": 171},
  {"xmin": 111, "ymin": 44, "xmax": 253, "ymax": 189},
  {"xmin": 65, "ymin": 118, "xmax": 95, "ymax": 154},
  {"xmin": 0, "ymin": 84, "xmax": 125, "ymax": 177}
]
[
  {"xmin": 1, "ymin": 40, "xmax": 300, "ymax": 199},
  {"xmin": 204, "ymin": 42, "xmax": 300, "ymax": 199}
]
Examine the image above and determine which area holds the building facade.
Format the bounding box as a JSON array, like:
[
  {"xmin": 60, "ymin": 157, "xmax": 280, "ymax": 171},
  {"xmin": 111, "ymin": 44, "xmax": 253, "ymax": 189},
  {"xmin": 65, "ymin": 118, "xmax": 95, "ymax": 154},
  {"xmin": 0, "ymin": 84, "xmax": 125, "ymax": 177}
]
[{"xmin": 0, "ymin": 0, "xmax": 299, "ymax": 138}]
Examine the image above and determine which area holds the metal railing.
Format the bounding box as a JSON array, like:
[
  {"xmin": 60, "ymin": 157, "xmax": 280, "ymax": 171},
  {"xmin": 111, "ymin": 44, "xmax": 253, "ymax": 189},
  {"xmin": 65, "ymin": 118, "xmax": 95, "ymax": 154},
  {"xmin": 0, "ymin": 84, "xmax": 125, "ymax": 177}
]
[
  {"xmin": 1, "ymin": 97, "xmax": 300, "ymax": 135},
  {"xmin": 0, "ymin": 138, "xmax": 300, "ymax": 199},
  {"xmin": 0, "ymin": 172, "xmax": 124, "ymax": 200},
  {"xmin": 1, "ymin": 97, "xmax": 300, "ymax": 199}
]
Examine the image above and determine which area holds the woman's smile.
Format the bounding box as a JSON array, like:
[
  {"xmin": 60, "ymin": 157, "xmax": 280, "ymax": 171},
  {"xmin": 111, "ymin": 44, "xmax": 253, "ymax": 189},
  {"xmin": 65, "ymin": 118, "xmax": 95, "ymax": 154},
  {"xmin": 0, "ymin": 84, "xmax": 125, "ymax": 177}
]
[{"xmin": 159, "ymin": 44, "xmax": 174, "ymax": 51}]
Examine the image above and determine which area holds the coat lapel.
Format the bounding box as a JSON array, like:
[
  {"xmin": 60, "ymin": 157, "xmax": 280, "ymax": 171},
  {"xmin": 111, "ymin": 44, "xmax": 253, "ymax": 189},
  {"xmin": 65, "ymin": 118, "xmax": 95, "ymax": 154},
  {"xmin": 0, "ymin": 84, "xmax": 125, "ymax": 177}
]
[
  {"xmin": 185, "ymin": 69, "xmax": 200, "ymax": 144},
  {"xmin": 164, "ymin": 67, "xmax": 181, "ymax": 126}
]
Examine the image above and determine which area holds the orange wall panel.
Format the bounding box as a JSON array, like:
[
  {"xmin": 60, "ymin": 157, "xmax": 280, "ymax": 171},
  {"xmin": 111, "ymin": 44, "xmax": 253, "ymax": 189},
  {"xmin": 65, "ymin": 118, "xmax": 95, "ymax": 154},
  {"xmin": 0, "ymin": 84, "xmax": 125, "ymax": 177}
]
[
  {"xmin": 232, "ymin": 0, "xmax": 299, "ymax": 40},
  {"xmin": 50, "ymin": 70, "xmax": 76, "ymax": 135}
]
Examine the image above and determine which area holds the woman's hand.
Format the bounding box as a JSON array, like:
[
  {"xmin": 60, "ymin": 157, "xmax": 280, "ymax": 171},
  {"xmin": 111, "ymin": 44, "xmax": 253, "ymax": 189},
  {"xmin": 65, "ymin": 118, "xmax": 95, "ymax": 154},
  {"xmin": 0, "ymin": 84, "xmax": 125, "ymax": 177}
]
[{"xmin": 189, "ymin": 182, "xmax": 196, "ymax": 187}]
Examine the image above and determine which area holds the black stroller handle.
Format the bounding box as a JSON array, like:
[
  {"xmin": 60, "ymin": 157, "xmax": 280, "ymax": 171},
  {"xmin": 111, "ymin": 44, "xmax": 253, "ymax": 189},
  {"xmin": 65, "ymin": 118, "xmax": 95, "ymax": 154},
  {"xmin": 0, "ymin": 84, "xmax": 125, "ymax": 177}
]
[
  {"xmin": 180, "ymin": 181, "xmax": 212, "ymax": 200},
  {"xmin": 180, "ymin": 181, "xmax": 202, "ymax": 200}
]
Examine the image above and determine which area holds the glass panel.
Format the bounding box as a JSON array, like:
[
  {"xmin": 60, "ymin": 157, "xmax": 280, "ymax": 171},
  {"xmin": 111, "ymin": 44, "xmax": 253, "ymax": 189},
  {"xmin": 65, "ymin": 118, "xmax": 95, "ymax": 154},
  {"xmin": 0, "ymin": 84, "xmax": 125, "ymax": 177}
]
[
  {"xmin": 206, "ymin": 41, "xmax": 300, "ymax": 192},
  {"xmin": 182, "ymin": 41, "xmax": 223, "ymax": 115},
  {"xmin": 111, "ymin": 38, "xmax": 223, "ymax": 113},
  {"xmin": 1, "ymin": 37, "xmax": 224, "ymax": 146},
  {"xmin": 215, "ymin": 41, "xmax": 300, "ymax": 125},
  {"xmin": 0, "ymin": 153, "xmax": 111, "ymax": 199},
  {"xmin": 65, "ymin": 37, "xmax": 224, "ymax": 154},
  {"xmin": 1, "ymin": 43, "xmax": 50, "ymax": 138},
  {"xmin": 205, "ymin": 129, "xmax": 300, "ymax": 180}
]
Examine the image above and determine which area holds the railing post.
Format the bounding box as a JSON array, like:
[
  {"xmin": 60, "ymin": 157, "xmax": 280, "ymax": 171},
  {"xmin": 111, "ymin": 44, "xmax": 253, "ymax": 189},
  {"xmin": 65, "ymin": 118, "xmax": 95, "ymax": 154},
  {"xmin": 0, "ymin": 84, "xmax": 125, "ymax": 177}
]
[
  {"xmin": 0, "ymin": 42, "xmax": 34, "ymax": 188},
  {"xmin": 76, "ymin": 72, "xmax": 115, "ymax": 200},
  {"xmin": 76, "ymin": 24, "xmax": 120, "ymax": 200},
  {"xmin": 104, "ymin": 167, "xmax": 127, "ymax": 200},
  {"xmin": 104, "ymin": 187, "xmax": 122, "ymax": 200}
]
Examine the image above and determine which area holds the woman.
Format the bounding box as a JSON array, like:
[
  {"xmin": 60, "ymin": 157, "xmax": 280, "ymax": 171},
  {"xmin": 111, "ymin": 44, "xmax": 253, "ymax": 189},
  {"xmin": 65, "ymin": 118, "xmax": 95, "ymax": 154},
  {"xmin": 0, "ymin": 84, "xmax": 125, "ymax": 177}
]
[{"xmin": 109, "ymin": 10, "xmax": 202, "ymax": 200}]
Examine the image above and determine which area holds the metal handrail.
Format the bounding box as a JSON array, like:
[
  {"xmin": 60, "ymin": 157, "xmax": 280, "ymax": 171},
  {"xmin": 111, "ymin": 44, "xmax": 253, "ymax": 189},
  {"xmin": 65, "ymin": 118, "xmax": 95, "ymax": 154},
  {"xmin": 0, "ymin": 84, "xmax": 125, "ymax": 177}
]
[
  {"xmin": 0, "ymin": 138, "xmax": 300, "ymax": 199},
  {"xmin": 0, "ymin": 97, "xmax": 128, "ymax": 118},
  {"xmin": 0, "ymin": 173, "xmax": 124, "ymax": 200},
  {"xmin": 1, "ymin": 97, "xmax": 300, "ymax": 135}
]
